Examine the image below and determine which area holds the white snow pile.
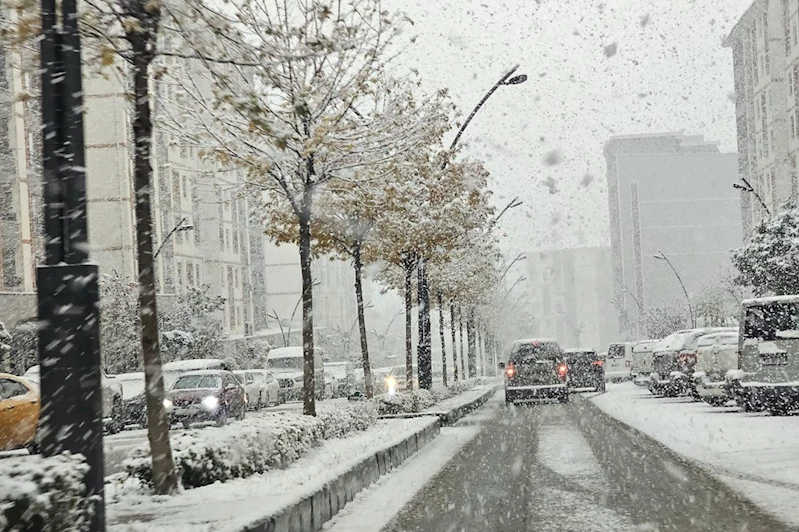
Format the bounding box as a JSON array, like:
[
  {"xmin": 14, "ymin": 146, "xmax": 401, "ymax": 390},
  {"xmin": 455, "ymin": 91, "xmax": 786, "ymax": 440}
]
[
  {"xmin": 122, "ymin": 401, "xmax": 379, "ymax": 489},
  {"xmin": 0, "ymin": 452, "xmax": 93, "ymax": 532},
  {"xmin": 378, "ymin": 378, "xmax": 488, "ymax": 415}
]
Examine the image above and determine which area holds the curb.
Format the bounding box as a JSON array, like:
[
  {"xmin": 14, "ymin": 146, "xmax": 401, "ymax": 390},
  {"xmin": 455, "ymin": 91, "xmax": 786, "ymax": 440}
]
[{"xmin": 242, "ymin": 387, "xmax": 497, "ymax": 532}]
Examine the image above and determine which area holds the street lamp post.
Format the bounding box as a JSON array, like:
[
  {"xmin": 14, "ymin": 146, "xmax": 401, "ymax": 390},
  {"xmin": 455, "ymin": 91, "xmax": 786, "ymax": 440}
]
[
  {"xmin": 503, "ymin": 275, "xmax": 528, "ymax": 299},
  {"xmin": 38, "ymin": 0, "xmax": 105, "ymax": 529},
  {"xmin": 653, "ymin": 251, "xmax": 695, "ymax": 328},
  {"xmin": 154, "ymin": 217, "xmax": 194, "ymax": 259},
  {"xmin": 499, "ymin": 253, "xmax": 527, "ymax": 282}
]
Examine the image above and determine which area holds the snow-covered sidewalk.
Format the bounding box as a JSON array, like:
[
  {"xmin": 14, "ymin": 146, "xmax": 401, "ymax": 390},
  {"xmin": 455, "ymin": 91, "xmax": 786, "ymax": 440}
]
[
  {"xmin": 107, "ymin": 416, "xmax": 437, "ymax": 531},
  {"xmin": 591, "ymin": 382, "xmax": 799, "ymax": 526},
  {"xmin": 421, "ymin": 381, "xmax": 500, "ymax": 414}
]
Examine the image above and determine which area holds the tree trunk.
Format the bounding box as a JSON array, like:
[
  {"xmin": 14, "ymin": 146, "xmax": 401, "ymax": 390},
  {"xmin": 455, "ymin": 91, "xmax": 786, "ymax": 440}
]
[
  {"xmin": 132, "ymin": 49, "xmax": 178, "ymax": 495},
  {"xmin": 353, "ymin": 244, "xmax": 373, "ymax": 398},
  {"xmin": 417, "ymin": 258, "xmax": 432, "ymax": 390},
  {"xmin": 459, "ymin": 305, "xmax": 466, "ymax": 379},
  {"xmin": 450, "ymin": 300, "xmax": 458, "ymax": 382},
  {"xmin": 403, "ymin": 256, "xmax": 414, "ymax": 389},
  {"xmin": 298, "ymin": 211, "xmax": 316, "ymax": 416},
  {"xmin": 467, "ymin": 306, "xmax": 477, "ymax": 377},
  {"xmin": 437, "ymin": 290, "xmax": 447, "ymax": 387}
]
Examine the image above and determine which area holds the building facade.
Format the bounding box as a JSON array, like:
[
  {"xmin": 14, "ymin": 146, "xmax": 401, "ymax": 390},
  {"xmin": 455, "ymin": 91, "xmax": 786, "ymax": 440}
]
[
  {"xmin": 0, "ymin": 55, "xmax": 356, "ymax": 359},
  {"xmin": 726, "ymin": 0, "xmax": 799, "ymax": 234},
  {"xmin": 524, "ymin": 246, "xmax": 619, "ymax": 350},
  {"xmin": 604, "ymin": 133, "xmax": 742, "ymax": 335}
]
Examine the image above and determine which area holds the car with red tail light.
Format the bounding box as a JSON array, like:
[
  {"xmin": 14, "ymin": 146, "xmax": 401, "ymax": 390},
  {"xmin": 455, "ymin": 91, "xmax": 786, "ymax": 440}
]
[
  {"xmin": 564, "ymin": 349, "xmax": 606, "ymax": 392},
  {"xmin": 499, "ymin": 339, "xmax": 569, "ymax": 405}
]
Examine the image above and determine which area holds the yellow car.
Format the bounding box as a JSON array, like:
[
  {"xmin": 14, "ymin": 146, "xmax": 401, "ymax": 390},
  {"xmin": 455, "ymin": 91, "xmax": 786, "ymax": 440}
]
[{"xmin": 0, "ymin": 373, "xmax": 40, "ymax": 452}]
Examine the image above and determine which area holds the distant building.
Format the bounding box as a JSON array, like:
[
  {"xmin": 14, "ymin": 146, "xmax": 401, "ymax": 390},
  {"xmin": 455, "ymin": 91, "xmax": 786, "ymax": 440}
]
[
  {"xmin": 725, "ymin": 0, "xmax": 798, "ymax": 235},
  {"xmin": 604, "ymin": 133, "xmax": 742, "ymax": 334},
  {"xmin": 524, "ymin": 246, "xmax": 619, "ymax": 350}
]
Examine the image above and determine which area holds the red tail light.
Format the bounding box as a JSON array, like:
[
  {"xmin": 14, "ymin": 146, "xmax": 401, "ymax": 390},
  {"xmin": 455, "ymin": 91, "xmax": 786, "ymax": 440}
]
[
  {"xmin": 505, "ymin": 363, "xmax": 516, "ymax": 378},
  {"xmin": 592, "ymin": 360, "xmax": 604, "ymax": 367},
  {"xmin": 557, "ymin": 363, "xmax": 568, "ymax": 379}
]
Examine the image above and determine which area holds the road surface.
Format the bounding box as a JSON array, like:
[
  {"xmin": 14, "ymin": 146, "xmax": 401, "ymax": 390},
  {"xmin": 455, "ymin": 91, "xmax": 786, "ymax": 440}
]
[{"xmin": 385, "ymin": 395, "xmax": 792, "ymax": 532}]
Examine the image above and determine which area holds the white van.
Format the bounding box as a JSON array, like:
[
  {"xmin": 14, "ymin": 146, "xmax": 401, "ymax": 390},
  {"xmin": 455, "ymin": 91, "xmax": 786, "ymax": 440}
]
[
  {"xmin": 631, "ymin": 340, "xmax": 658, "ymax": 385},
  {"xmin": 605, "ymin": 342, "xmax": 634, "ymax": 382},
  {"xmin": 266, "ymin": 347, "xmax": 327, "ymax": 401}
]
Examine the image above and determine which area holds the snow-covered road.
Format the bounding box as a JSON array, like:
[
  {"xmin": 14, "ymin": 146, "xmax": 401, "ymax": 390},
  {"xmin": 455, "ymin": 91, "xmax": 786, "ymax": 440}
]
[{"xmin": 592, "ymin": 382, "xmax": 799, "ymax": 527}]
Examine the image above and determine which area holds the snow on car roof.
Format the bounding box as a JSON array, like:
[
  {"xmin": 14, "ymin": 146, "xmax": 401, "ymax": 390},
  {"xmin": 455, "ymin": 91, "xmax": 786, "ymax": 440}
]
[
  {"xmin": 162, "ymin": 359, "xmax": 226, "ymax": 370},
  {"xmin": 742, "ymin": 294, "xmax": 799, "ymax": 307},
  {"xmin": 267, "ymin": 347, "xmax": 304, "ymax": 358},
  {"xmin": 179, "ymin": 369, "xmax": 226, "ymax": 377},
  {"xmin": 513, "ymin": 338, "xmax": 559, "ymax": 344},
  {"xmin": 564, "ymin": 348, "xmax": 596, "ymax": 353}
]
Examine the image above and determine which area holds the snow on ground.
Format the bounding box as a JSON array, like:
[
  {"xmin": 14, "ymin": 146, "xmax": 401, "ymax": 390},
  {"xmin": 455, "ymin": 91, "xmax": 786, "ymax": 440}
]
[
  {"xmin": 420, "ymin": 381, "xmax": 500, "ymax": 413},
  {"xmin": 322, "ymin": 391, "xmax": 502, "ymax": 532},
  {"xmin": 107, "ymin": 416, "xmax": 437, "ymax": 532},
  {"xmin": 591, "ymin": 382, "xmax": 799, "ymax": 527}
]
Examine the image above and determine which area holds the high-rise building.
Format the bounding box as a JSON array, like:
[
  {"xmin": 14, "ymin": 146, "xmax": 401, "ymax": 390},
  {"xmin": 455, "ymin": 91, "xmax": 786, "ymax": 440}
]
[
  {"xmin": 725, "ymin": 0, "xmax": 799, "ymax": 235},
  {"xmin": 524, "ymin": 247, "xmax": 619, "ymax": 350},
  {"xmin": 604, "ymin": 133, "xmax": 742, "ymax": 334}
]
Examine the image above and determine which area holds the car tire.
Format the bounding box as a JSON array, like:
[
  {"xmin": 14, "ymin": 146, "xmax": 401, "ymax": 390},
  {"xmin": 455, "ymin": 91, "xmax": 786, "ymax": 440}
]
[
  {"xmin": 26, "ymin": 440, "xmax": 40, "ymax": 455},
  {"xmin": 216, "ymin": 407, "xmax": 228, "ymax": 427}
]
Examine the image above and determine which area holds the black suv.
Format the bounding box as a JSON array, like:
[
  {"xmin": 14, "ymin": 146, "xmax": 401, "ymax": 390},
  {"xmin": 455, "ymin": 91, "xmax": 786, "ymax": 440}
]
[
  {"xmin": 564, "ymin": 349, "xmax": 606, "ymax": 392},
  {"xmin": 501, "ymin": 339, "xmax": 569, "ymax": 405}
]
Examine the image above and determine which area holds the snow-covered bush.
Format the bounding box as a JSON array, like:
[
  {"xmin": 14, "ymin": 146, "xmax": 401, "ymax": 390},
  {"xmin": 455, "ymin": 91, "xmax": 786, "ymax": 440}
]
[
  {"xmin": 124, "ymin": 402, "xmax": 379, "ymax": 489},
  {"xmin": 377, "ymin": 377, "xmax": 488, "ymax": 415},
  {"xmin": 0, "ymin": 453, "xmax": 93, "ymax": 532}
]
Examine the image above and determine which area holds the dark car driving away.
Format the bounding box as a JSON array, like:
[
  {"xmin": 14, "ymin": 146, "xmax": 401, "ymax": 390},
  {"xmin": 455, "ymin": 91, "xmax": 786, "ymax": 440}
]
[
  {"xmin": 502, "ymin": 339, "xmax": 568, "ymax": 405},
  {"xmin": 564, "ymin": 348, "xmax": 606, "ymax": 392},
  {"xmin": 164, "ymin": 370, "xmax": 247, "ymax": 428}
]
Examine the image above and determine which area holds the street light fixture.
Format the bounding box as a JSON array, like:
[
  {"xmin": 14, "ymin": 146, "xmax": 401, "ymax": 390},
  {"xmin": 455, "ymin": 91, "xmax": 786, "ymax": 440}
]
[
  {"xmin": 653, "ymin": 251, "xmax": 695, "ymax": 328},
  {"xmin": 733, "ymin": 177, "xmax": 770, "ymax": 215},
  {"xmin": 154, "ymin": 217, "xmax": 194, "ymax": 259}
]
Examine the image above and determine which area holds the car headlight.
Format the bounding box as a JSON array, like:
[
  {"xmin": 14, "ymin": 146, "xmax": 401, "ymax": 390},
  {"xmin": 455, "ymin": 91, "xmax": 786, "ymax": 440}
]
[
  {"xmin": 163, "ymin": 398, "xmax": 173, "ymax": 411},
  {"xmin": 201, "ymin": 395, "xmax": 219, "ymax": 410},
  {"xmin": 385, "ymin": 376, "xmax": 398, "ymax": 391}
]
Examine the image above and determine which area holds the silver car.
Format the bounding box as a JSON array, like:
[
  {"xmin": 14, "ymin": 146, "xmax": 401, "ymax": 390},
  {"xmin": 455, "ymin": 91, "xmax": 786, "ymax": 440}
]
[{"xmin": 692, "ymin": 332, "xmax": 738, "ymax": 406}]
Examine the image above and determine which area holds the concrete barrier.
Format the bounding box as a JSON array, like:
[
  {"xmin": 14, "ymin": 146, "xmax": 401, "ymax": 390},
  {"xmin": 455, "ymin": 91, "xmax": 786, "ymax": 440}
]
[{"xmin": 241, "ymin": 386, "xmax": 498, "ymax": 532}]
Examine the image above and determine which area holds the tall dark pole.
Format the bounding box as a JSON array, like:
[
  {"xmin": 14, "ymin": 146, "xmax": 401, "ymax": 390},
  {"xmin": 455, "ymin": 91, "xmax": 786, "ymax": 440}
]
[
  {"xmin": 417, "ymin": 258, "xmax": 432, "ymax": 390},
  {"xmin": 654, "ymin": 251, "xmax": 695, "ymax": 328},
  {"xmin": 38, "ymin": 0, "xmax": 105, "ymax": 528}
]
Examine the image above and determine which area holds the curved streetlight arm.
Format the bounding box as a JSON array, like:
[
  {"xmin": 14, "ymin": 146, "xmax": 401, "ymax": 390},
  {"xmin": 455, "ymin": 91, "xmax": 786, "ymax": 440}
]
[
  {"xmin": 448, "ymin": 65, "xmax": 521, "ymax": 153},
  {"xmin": 654, "ymin": 251, "xmax": 695, "ymax": 328},
  {"xmin": 499, "ymin": 252, "xmax": 526, "ymax": 282},
  {"xmin": 154, "ymin": 216, "xmax": 193, "ymax": 259},
  {"xmin": 733, "ymin": 177, "xmax": 770, "ymax": 215},
  {"xmin": 502, "ymin": 275, "xmax": 527, "ymax": 299}
]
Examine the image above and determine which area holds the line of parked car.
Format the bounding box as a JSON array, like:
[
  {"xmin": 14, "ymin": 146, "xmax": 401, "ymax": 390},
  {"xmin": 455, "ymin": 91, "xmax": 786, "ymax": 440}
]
[{"xmin": 626, "ymin": 295, "xmax": 799, "ymax": 416}]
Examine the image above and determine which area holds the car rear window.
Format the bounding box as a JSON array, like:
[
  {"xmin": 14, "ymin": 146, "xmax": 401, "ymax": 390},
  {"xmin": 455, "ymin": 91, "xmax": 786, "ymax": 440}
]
[
  {"xmin": 511, "ymin": 342, "xmax": 562, "ymax": 362},
  {"xmin": 607, "ymin": 344, "xmax": 626, "ymax": 359},
  {"xmin": 566, "ymin": 351, "xmax": 598, "ymax": 365},
  {"xmin": 744, "ymin": 302, "xmax": 799, "ymax": 341}
]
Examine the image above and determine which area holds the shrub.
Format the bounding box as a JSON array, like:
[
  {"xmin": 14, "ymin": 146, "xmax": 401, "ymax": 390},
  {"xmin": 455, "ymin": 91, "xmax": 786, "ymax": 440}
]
[
  {"xmin": 123, "ymin": 402, "xmax": 379, "ymax": 489},
  {"xmin": 0, "ymin": 453, "xmax": 93, "ymax": 532}
]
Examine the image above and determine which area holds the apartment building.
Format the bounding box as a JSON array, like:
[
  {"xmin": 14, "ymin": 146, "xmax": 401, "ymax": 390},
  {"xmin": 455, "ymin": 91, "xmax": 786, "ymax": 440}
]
[
  {"xmin": 524, "ymin": 247, "xmax": 619, "ymax": 350},
  {"xmin": 604, "ymin": 133, "xmax": 741, "ymax": 334},
  {"xmin": 0, "ymin": 53, "xmax": 356, "ymax": 356},
  {"xmin": 725, "ymin": 0, "xmax": 799, "ymax": 234}
]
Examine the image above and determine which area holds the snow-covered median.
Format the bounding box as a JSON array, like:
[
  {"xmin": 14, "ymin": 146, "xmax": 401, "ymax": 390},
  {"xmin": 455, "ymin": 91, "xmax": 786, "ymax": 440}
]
[
  {"xmin": 121, "ymin": 401, "xmax": 378, "ymax": 489},
  {"xmin": 378, "ymin": 378, "xmax": 496, "ymax": 416},
  {"xmin": 106, "ymin": 416, "xmax": 437, "ymax": 531},
  {"xmin": 591, "ymin": 382, "xmax": 799, "ymax": 526}
]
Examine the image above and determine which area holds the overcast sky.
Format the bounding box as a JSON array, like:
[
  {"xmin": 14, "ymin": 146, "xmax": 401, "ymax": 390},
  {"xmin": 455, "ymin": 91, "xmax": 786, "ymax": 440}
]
[{"xmin": 386, "ymin": 0, "xmax": 754, "ymax": 258}]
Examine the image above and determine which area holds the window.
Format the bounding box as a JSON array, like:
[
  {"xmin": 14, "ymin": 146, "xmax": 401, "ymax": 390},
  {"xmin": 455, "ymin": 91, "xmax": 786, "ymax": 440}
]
[
  {"xmin": 226, "ymin": 229, "xmax": 231, "ymax": 250},
  {"xmin": 195, "ymin": 264, "xmax": 201, "ymax": 285},
  {"xmin": 791, "ymin": 115, "xmax": 796, "ymax": 138},
  {"xmin": 173, "ymin": 171, "xmax": 181, "ymax": 206},
  {"xmin": 187, "ymin": 262, "xmax": 194, "ymax": 286},
  {"xmin": 175, "ymin": 215, "xmax": 184, "ymax": 244},
  {"xmin": 0, "ymin": 379, "xmax": 28, "ymax": 400},
  {"xmin": 763, "ymin": 131, "xmax": 769, "ymax": 157},
  {"xmin": 794, "ymin": 20, "xmax": 798, "ymax": 46},
  {"xmin": 180, "ymin": 138, "xmax": 188, "ymax": 158},
  {"xmin": 177, "ymin": 262, "xmax": 184, "ymax": 286},
  {"xmin": 182, "ymin": 175, "xmax": 189, "ymax": 198}
]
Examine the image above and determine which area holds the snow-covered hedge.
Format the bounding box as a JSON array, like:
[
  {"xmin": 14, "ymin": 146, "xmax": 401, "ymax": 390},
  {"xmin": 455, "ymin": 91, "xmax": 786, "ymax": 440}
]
[
  {"xmin": 123, "ymin": 401, "xmax": 378, "ymax": 489},
  {"xmin": 0, "ymin": 453, "xmax": 93, "ymax": 532},
  {"xmin": 377, "ymin": 378, "xmax": 489, "ymax": 415}
]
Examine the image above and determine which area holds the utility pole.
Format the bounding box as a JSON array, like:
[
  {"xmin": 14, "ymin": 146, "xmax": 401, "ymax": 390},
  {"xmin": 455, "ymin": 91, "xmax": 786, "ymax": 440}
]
[{"xmin": 38, "ymin": 0, "xmax": 105, "ymax": 529}]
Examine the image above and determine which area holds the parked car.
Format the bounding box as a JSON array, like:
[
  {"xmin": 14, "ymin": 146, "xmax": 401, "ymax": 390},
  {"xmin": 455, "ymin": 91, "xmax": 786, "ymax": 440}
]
[
  {"xmin": 631, "ymin": 340, "xmax": 658, "ymax": 386},
  {"xmin": 0, "ymin": 374, "xmax": 39, "ymax": 452},
  {"xmin": 500, "ymin": 339, "xmax": 568, "ymax": 405},
  {"xmin": 604, "ymin": 342, "xmax": 634, "ymax": 382},
  {"xmin": 730, "ymin": 296, "xmax": 799, "ymax": 415},
  {"xmin": 649, "ymin": 328, "xmax": 736, "ymax": 397},
  {"xmin": 164, "ymin": 370, "xmax": 247, "ymax": 428},
  {"xmin": 324, "ymin": 362, "xmax": 355, "ymax": 397},
  {"xmin": 234, "ymin": 370, "xmax": 264, "ymax": 409},
  {"xmin": 161, "ymin": 359, "xmax": 234, "ymax": 390},
  {"xmin": 23, "ymin": 364, "xmax": 124, "ymax": 433},
  {"xmin": 564, "ymin": 348, "xmax": 605, "ymax": 392},
  {"xmin": 266, "ymin": 346, "xmax": 327, "ymax": 402},
  {"xmin": 692, "ymin": 331, "xmax": 739, "ymax": 406}
]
